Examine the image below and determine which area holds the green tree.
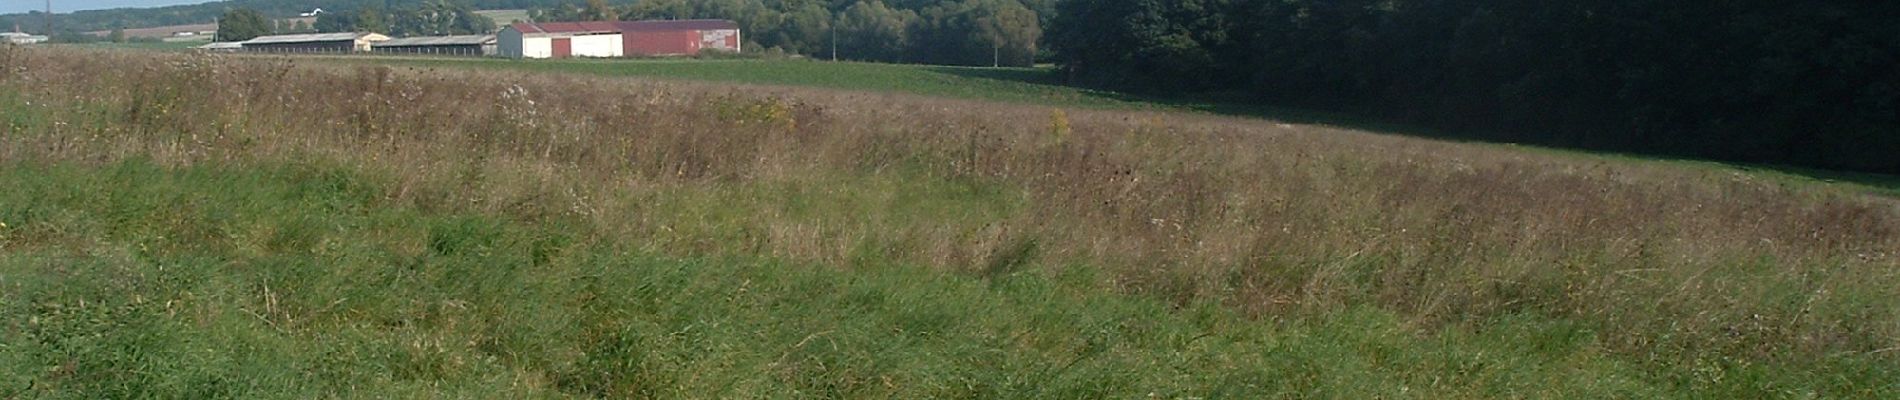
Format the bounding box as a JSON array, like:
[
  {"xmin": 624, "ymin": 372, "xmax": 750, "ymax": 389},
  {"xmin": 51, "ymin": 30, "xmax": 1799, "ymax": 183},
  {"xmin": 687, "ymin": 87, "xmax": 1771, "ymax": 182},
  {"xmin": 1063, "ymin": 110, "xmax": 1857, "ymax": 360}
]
[
  {"xmin": 582, "ymin": 0, "xmax": 619, "ymax": 21},
  {"xmin": 908, "ymin": 0, "xmax": 1040, "ymax": 67},
  {"xmin": 107, "ymin": 27, "xmax": 126, "ymax": 43},
  {"xmin": 389, "ymin": 1, "xmax": 498, "ymax": 36},
  {"xmin": 353, "ymin": 8, "xmax": 389, "ymax": 33},
  {"xmin": 313, "ymin": 10, "xmax": 355, "ymax": 33},
  {"xmin": 836, "ymin": 1, "xmax": 915, "ymax": 62},
  {"xmin": 216, "ymin": 8, "xmax": 272, "ymax": 41}
]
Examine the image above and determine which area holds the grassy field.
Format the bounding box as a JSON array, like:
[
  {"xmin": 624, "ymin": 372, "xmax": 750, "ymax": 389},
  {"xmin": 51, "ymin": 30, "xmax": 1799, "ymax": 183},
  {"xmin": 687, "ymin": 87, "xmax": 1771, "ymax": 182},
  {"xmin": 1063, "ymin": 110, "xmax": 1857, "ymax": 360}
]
[
  {"xmin": 309, "ymin": 55, "xmax": 1177, "ymax": 110},
  {"xmin": 475, "ymin": 9, "xmax": 533, "ymax": 25},
  {"xmin": 68, "ymin": 40, "xmax": 209, "ymax": 51},
  {"xmin": 4, "ymin": 47, "xmax": 1899, "ymax": 397},
  {"xmin": 0, "ymin": 160, "xmax": 1685, "ymax": 397},
  {"xmin": 313, "ymin": 54, "xmax": 1900, "ymax": 192}
]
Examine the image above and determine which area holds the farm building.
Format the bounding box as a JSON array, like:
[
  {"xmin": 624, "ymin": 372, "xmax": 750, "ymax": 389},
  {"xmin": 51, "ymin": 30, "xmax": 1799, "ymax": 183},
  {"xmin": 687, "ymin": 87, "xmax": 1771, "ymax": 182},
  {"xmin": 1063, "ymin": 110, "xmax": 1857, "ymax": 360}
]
[
  {"xmin": 241, "ymin": 32, "xmax": 390, "ymax": 53},
  {"xmin": 372, "ymin": 35, "xmax": 496, "ymax": 56},
  {"xmin": 2, "ymin": 32, "xmax": 48, "ymax": 45},
  {"xmin": 196, "ymin": 41, "xmax": 244, "ymax": 52},
  {"xmin": 497, "ymin": 20, "xmax": 740, "ymax": 59},
  {"xmin": 498, "ymin": 21, "xmax": 622, "ymax": 59},
  {"xmin": 619, "ymin": 20, "xmax": 742, "ymax": 56}
]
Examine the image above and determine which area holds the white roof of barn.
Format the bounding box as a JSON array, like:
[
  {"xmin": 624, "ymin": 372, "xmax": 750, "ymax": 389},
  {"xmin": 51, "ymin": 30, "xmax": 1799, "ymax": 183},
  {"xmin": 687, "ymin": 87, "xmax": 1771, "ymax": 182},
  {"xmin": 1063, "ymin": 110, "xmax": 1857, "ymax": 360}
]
[
  {"xmin": 197, "ymin": 41, "xmax": 244, "ymax": 49},
  {"xmin": 244, "ymin": 32, "xmax": 390, "ymax": 45},
  {"xmin": 374, "ymin": 35, "xmax": 495, "ymax": 47}
]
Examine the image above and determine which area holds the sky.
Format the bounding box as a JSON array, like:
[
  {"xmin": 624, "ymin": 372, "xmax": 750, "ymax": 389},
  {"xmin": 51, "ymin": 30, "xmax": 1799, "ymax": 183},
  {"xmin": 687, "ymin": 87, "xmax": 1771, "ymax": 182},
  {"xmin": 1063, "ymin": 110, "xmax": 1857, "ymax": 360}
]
[{"xmin": 0, "ymin": 0, "xmax": 213, "ymax": 14}]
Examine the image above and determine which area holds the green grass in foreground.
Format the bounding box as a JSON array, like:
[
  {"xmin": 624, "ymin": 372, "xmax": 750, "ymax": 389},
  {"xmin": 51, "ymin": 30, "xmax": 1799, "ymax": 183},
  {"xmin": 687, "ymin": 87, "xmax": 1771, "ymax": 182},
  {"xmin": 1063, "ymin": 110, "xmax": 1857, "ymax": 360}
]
[{"xmin": 5, "ymin": 159, "xmax": 1848, "ymax": 398}]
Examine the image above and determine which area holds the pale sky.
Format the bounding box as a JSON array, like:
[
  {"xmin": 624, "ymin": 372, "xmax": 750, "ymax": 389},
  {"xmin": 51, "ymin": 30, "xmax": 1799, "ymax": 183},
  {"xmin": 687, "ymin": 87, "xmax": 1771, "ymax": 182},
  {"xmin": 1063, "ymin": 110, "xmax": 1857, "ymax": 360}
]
[{"xmin": 1, "ymin": 0, "xmax": 215, "ymax": 14}]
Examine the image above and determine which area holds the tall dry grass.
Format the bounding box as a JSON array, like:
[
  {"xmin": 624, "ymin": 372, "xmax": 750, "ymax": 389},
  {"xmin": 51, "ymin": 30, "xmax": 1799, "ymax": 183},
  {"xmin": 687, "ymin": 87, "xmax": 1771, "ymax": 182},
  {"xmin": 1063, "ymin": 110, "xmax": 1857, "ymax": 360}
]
[{"xmin": 3, "ymin": 47, "xmax": 1897, "ymax": 369}]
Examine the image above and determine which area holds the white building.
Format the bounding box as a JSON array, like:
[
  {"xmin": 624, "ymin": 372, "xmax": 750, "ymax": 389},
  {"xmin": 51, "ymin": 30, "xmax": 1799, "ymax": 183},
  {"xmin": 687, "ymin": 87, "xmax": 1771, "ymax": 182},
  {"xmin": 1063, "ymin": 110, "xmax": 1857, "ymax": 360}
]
[
  {"xmin": 496, "ymin": 20, "xmax": 741, "ymax": 59},
  {"xmin": 1, "ymin": 32, "xmax": 49, "ymax": 45},
  {"xmin": 497, "ymin": 21, "xmax": 623, "ymax": 59},
  {"xmin": 196, "ymin": 41, "xmax": 244, "ymax": 52}
]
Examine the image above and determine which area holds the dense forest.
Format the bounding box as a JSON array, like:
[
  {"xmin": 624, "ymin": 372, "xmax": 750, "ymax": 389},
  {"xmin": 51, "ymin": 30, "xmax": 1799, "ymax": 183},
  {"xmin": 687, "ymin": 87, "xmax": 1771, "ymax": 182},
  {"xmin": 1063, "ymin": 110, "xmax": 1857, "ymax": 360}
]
[
  {"xmin": 1050, "ymin": 0, "xmax": 1900, "ymax": 174},
  {"xmin": 5, "ymin": 0, "xmax": 1895, "ymax": 173}
]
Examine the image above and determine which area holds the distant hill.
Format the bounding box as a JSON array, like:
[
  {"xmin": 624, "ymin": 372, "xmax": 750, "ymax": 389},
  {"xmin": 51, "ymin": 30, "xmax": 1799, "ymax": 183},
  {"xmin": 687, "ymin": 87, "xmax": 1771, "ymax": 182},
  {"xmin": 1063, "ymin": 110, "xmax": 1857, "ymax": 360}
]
[
  {"xmin": 0, "ymin": 0, "xmax": 570, "ymax": 34},
  {"xmin": 84, "ymin": 22, "xmax": 218, "ymax": 39}
]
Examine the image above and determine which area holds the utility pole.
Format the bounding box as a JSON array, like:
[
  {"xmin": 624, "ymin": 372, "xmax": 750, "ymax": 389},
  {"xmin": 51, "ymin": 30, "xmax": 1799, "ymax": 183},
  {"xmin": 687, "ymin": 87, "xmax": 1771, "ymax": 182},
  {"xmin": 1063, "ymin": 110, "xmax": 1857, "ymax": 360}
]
[
  {"xmin": 44, "ymin": 0, "xmax": 53, "ymax": 35},
  {"xmin": 829, "ymin": 19, "xmax": 836, "ymax": 62}
]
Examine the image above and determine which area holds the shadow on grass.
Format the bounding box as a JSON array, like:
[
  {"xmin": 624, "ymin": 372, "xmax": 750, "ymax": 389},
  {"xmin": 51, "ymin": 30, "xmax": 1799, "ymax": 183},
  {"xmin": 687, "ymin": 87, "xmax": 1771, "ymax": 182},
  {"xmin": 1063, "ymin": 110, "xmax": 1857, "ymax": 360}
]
[{"xmin": 926, "ymin": 65, "xmax": 1900, "ymax": 195}]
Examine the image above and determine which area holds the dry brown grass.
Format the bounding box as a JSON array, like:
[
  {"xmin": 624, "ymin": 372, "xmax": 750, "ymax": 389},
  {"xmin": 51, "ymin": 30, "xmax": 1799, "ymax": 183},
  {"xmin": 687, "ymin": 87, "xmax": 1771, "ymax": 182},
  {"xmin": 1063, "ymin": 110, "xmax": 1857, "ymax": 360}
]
[{"xmin": 4, "ymin": 47, "xmax": 1897, "ymax": 368}]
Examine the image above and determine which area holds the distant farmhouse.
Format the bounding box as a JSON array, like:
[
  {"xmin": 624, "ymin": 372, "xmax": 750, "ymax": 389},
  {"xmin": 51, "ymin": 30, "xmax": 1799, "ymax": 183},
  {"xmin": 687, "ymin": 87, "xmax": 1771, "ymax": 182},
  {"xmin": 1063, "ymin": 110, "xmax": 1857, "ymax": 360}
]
[
  {"xmin": 196, "ymin": 41, "xmax": 243, "ymax": 52},
  {"xmin": 240, "ymin": 32, "xmax": 390, "ymax": 53},
  {"xmin": 498, "ymin": 20, "xmax": 739, "ymax": 59},
  {"xmin": 2, "ymin": 32, "xmax": 49, "ymax": 45}
]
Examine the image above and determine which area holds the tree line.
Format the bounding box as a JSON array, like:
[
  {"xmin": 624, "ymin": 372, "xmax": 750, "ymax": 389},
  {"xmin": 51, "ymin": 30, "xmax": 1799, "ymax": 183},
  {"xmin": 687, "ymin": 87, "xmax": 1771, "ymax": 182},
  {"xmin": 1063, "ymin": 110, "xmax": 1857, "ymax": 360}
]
[
  {"xmin": 3, "ymin": 0, "xmax": 590, "ymax": 37},
  {"xmin": 1049, "ymin": 0, "xmax": 1900, "ymax": 174},
  {"xmin": 215, "ymin": 2, "xmax": 496, "ymax": 41},
  {"xmin": 185, "ymin": 0, "xmax": 1056, "ymax": 67},
  {"xmin": 527, "ymin": 0, "xmax": 1053, "ymax": 67}
]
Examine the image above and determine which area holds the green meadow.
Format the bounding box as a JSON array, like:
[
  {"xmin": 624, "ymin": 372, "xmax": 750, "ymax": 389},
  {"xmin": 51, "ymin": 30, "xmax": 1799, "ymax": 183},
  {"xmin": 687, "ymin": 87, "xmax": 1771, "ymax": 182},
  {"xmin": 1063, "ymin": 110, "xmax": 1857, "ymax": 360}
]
[{"xmin": 4, "ymin": 47, "xmax": 1897, "ymax": 398}]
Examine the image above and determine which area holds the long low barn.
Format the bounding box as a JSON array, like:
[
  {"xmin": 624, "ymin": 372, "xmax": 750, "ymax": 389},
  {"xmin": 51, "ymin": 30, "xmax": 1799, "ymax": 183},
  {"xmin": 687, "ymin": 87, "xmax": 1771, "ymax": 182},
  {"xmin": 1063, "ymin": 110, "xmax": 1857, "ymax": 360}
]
[
  {"xmin": 371, "ymin": 35, "xmax": 496, "ymax": 56},
  {"xmin": 242, "ymin": 32, "xmax": 390, "ymax": 53},
  {"xmin": 498, "ymin": 20, "xmax": 740, "ymax": 59}
]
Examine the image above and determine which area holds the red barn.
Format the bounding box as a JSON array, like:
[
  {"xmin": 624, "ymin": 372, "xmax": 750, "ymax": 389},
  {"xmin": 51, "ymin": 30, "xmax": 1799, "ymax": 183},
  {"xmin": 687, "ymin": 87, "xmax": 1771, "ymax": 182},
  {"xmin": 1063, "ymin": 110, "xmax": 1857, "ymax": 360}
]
[
  {"xmin": 498, "ymin": 19, "xmax": 741, "ymax": 59},
  {"xmin": 620, "ymin": 20, "xmax": 741, "ymax": 56}
]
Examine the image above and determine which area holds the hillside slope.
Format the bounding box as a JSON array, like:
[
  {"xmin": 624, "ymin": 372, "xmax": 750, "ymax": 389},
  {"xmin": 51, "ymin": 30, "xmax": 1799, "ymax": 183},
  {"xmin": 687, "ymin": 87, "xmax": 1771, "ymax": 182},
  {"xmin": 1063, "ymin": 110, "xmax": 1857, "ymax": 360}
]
[{"xmin": 3, "ymin": 47, "xmax": 1897, "ymax": 397}]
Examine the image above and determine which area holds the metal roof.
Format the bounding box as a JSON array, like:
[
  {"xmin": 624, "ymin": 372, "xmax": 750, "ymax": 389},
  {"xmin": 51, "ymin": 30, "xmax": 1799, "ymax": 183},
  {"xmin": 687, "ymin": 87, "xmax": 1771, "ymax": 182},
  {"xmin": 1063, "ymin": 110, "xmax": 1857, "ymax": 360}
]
[
  {"xmin": 510, "ymin": 21, "xmax": 620, "ymax": 34},
  {"xmin": 244, "ymin": 32, "xmax": 389, "ymax": 45},
  {"xmin": 618, "ymin": 19, "xmax": 739, "ymax": 32},
  {"xmin": 197, "ymin": 41, "xmax": 244, "ymax": 49},
  {"xmin": 374, "ymin": 35, "xmax": 495, "ymax": 47},
  {"xmin": 508, "ymin": 19, "xmax": 739, "ymax": 35}
]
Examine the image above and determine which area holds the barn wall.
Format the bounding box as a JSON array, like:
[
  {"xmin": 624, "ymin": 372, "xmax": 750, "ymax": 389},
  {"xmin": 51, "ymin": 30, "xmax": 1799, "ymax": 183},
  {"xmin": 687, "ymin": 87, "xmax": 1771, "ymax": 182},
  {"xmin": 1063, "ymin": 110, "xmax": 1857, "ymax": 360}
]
[
  {"xmin": 571, "ymin": 34, "xmax": 622, "ymax": 58},
  {"xmin": 522, "ymin": 37, "xmax": 552, "ymax": 59},
  {"xmin": 499, "ymin": 27, "xmax": 524, "ymax": 58},
  {"xmin": 373, "ymin": 45, "xmax": 486, "ymax": 56},
  {"xmin": 702, "ymin": 29, "xmax": 740, "ymax": 53},
  {"xmin": 625, "ymin": 30, "xmax": 697, "ymax": 56},
  {"xmin": 242, "ymin": 41, "xmax": 357, "ymax": 53}
]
